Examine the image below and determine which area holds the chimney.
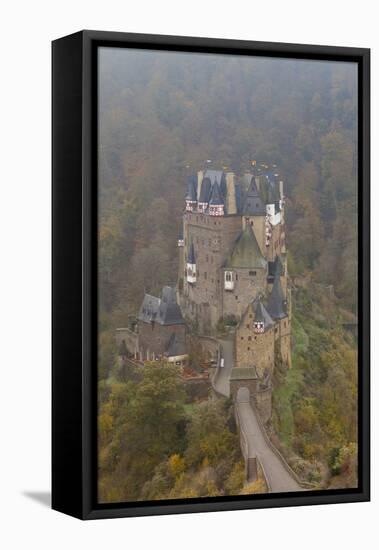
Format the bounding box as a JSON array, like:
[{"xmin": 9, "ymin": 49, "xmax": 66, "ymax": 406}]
[
  {"xmin": 197, "ymin": 170, "xmax": 204, "ymax": 200},
  {"xmin": 226, "ymin": 172, "xmax": 237, "ymax": 214}
]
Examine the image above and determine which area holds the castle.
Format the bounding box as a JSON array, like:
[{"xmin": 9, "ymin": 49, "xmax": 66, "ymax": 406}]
[
  {"xmin": 117, "ymin": 164, "xmax": 291, "ymax": 421},
  {"xmin": 177, "ymin": 166, "xmax": 291, "ymax": 419}
]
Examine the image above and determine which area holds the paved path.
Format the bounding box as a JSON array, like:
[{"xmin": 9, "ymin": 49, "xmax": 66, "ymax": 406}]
[
  {"xmin": 212, "ymin": 338, "xmax": 234, "ymax": 397},
  {"xmin": 237, "ymin": 398, "xmax": 302, "ymax": 493},
  {"xmin": 211, "ymin": 336, "xmax": 302, "ymax": 493}
]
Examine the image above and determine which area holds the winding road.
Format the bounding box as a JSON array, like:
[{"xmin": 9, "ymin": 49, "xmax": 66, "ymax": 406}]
[
  {"xmin": 212, "ymin": 337, "xmax": 302, "ymax": 493},
  {"xmin": 212, "ymin": 338, "xmax": 234, "ymax": 397}
]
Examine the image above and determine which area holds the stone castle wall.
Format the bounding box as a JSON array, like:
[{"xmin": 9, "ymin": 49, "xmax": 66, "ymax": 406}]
[
  {"xmin": 277, "ymin": 317, "xmax": 292, "ymax": 368},
  {"xmin": 180, "ymin": 212, "xmax": 241, "ymax": 331},
  {"xmin": 230, "ymin": 378, "xmax": 258, "ymax": 402},
  {"xmin": 115, "ymin": 328, "xmax": 139, "ymax": 356},
  {"xmin": 222, "ymin": 267, "xmax": 267, "ymax": 321},
  {"xmin": 235, "ymin": 322, "xmax": 275, "ymax": 378},
  {"xmin": 253, "ymin": 386, "xmax": 272, "ymax": 424}
]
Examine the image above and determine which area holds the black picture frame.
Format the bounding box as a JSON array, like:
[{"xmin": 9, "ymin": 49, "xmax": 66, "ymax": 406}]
[{"xmin": 52, "ymin": 30, "xmax": 370, "ymax": 520}]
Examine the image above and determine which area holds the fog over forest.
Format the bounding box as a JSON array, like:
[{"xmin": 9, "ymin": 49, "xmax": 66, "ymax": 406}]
[{"xmin": 97, "ymin": 48, "xmax": 358, "ymax": 502}]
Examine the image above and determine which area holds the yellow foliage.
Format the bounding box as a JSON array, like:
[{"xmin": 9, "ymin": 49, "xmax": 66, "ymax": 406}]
[
  {"xmin": 98, "ymin": 412, "xmax": 113, "ymax": 445},
  {"xmin": 168, "ymin": 454, "xmax": 185, "ymax": 478},
  {"xmin": 240, "ymin": 478, "xmax": 267, "ymax": 495}
]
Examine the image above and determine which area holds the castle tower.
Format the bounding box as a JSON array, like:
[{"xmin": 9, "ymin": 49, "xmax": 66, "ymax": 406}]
[
  {"xmin": 185, "ymin": 176, "xmax": 197, "ymax": 212},
  {"xmin": 226, "ymin": 172, "xmax": 237, "ymax": 214},
  {"xmin": 222, "ymin": 224, "xmax": 267, "ymax": 320},
  {"xmin": 242, "ymin": 176, "xmax": 267, "ymax": 254},
  {"xmin": 266, "ymin": 270, "xmax": 291, "ymax": 368},
  {"xmin": 198, "ymin": 176, "xmax": 211, "ymax": 213},
  {"xmin": 235, "ymin": 296, "xmax": 275, "ymax": 379},
  {"xmin": 208, "ymin": 180, "xmax": 225, "ymax": 216}
]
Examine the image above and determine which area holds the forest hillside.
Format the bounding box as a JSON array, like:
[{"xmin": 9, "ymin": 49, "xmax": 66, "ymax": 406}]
[{"xmin": 97, "ymin": 49, "xmax": 358, "ymax": 495}]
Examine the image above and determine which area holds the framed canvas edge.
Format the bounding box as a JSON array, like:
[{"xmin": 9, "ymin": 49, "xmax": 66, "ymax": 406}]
[{"xmin": 52, "ymin": 30, "xmax": 370, "ymax": 520}]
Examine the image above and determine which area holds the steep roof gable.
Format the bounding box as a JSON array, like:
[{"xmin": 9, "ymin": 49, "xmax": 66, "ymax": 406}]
[
  {"xmin": 208, "ymin": 180, "xmax": 224, "ymax": 206},
  {"xmin": 225, "ymin": 224, "xmax": 267, "ymax": 269},
  {"xmin": 185, "ymin": 175, "xmax": 197, "ymax": 201},
  {"xmin": 165, "ymin": 332, "xmax": 187, "ymax": 357},
  {"xmin": 242, "ymin": 177, "xmax": 266, "ymax": 215},
  {"xmin": 199, "ymin": 177, "xmax": 211, "ymax": 203},
  {"xmin": 266, "ymin": 272, "xmax": 287, "ymax": 319},
  {"xmin": 138, "ymin": 287, "xmax": 185, "ymax": 326}
]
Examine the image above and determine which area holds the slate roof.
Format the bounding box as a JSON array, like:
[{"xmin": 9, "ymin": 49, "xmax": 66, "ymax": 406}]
[
  {"xmin": 204, "ymin": 169, "xmax": 223, "ymax": 185},
  {"xmin": 187, "ymin": 242, "xmax": 196, "ymax": 264},
  {"xmin": 253, "ymin": 297, "xmax": 274, "ymax": 330},
  {"xmin": 138, "ymin": 287, "xmax": 185, "ymax": 326},
  {"xmin": 239, "ymin": 296, "xmax": 274, "ymax": 332},
  {"xmin": 242, "ymin": 177, "xmax": 266, "ymax": 216},
  {"xmin": 185, "ymin": 175, "xmax": 197, "ymax": 201},
  {"xmin": 234, "ymin": 182, "xmax": 243, "ymax": 214},
  {"xmin": 266, "ymin": 272, "xmax": 287, "ymax": 320},
  {"xmin": 199, "ymin": 177, "xmax": 212, "ymax": 203},
  {"xmin": 138, "ymin": 294, "xmax": 161, "ymax": 323},
  {"xmin": 259, "ymin": 174, "xmax": 281, "ymax": 204},
  {"xmin": 268, "ymin": 255, "xmax": 284, "ymax": 278},
  {"xmin": 225, "ymin": 224, "xmax": 267, "ymax": 269},
  {"xmin": 157, "ymin": 286, "xmax": 185, "ymax": 325},
  {"xmin": 165, "ymin": 332, "xmax": 187, "ymax": 357},
  {"xmin": 208, "ymin": 180, "xmax": 224, "ymax": 206}
]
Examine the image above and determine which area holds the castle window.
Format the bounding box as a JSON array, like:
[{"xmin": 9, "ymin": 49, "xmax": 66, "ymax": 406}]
[
  {"xmin": 236, "ymin": 274, "xmax": 238, "ymax": 281},
  {"xmin": 241, "ymin": 337, "xmax": 244, "ymax": 340},
  {"xmin": 248, "ymin": 336, "xmax": 251, "ymax": 341},
  {"xmin": 249, "ymin": 271, "xmax": 256, "ymax": 276},
  {"xmin": 248, "ymin": 347, "xmax": 250, "ymax": 351},
  {"xmin": 246, "ymin": 324, "xmax": 249, "ymax": 329},
  {"xmin": 235, "ymin": 295, "xmax": 238, "ymax": 300}
]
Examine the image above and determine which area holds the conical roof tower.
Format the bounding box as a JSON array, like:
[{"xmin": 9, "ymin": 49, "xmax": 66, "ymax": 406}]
[
  {"xmin": 267, "ymin": 272, "xmax": 287, "ymax": 319},
  {"xmin": 225, "ymin": 224, "xmax": 267, "ymax": 269}
]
